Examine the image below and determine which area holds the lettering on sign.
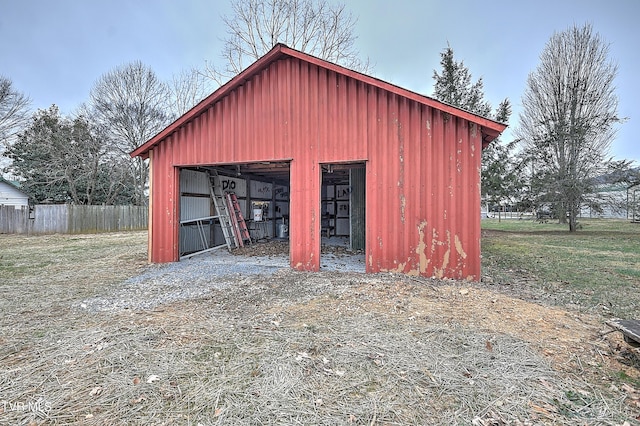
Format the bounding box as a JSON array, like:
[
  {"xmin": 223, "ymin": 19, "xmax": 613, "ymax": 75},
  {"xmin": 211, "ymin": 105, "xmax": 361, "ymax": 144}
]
[
  {"xmin": 337, "ymin": 186, "xmax": 352, "ymax": 199},
  {"xmin": 275, "ymin": 186, "xmax": 290, "ymax": 200},
  {"xmin": 256, "ymin": 185, "xmax": 271, "ymax": 195},
  {"xmin": 221, "ymin": 180, "xmax": 236, "ymax": 191}
]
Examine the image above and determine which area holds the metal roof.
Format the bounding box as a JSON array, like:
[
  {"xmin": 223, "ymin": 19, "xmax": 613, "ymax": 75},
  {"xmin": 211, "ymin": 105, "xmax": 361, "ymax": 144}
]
[{"xmin": 131, "ymin": 44, "xmax": 506, "ymax": 160}]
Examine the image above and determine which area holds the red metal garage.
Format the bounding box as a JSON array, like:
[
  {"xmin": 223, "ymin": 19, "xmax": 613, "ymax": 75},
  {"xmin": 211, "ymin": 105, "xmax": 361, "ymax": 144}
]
[{"xmin": 131, "ymin": 44, "xmax": 506, "ymax": 280}]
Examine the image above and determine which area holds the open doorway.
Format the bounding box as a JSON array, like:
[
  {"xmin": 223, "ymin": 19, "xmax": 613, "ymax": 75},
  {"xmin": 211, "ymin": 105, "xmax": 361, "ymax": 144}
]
[
  {"xmin": 178, "ymin": 162, "xmax": 291, "ymax": 260},
  {"xmin": 320, "ymin": 162, "xmax": 366, "ymax": 272}
]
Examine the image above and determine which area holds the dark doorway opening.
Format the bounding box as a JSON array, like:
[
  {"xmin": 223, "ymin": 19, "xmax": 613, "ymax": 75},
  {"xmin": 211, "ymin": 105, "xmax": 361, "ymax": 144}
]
[{"xmin": 320, "ymin": 162, "xmax": 366, "ymax": 272}]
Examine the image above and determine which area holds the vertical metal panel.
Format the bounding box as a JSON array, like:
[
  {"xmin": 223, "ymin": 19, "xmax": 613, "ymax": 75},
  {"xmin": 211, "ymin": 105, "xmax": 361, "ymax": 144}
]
[
  {"xmin": 149, "ymin": 137, "xmax": 179, "ymax": 263},
  {"xmin": 289, "ymin": 160, "xmax": 320, "ymax": 270},
  {"xmin": 147, "ymin": 54, "xmax": 488, "ymax": 279},
  {"xmin": 147, "ymin": 150, "xmax": 154, "ymax": 262},
  {"xmin": 180, "ymin": 169, "xmax": 210, "ymax": 195},
  {"xmin": 350, "ymin": 167, "xmax": 365, "ymax": 250},
  {"xmin": 289, "ymin": 58, "xmax": 321, "ymax": 271},
  {"xmin": 179, "ymin": 197, "xmax": 210, "ymax": 221},
  {"xmin": 180, "ymin": 224, "xmax": 211, "ymax": 254},
  {"xmin": 218, "ymin": 176, "xmax": 246, "ymax": 197},
  {"xmin": 363, "ymin": 90, "xmax": 483, "ymax": 280},
  {"xmin": 250, "ymin": 180, "xmax": 273, "ymax": 199}
]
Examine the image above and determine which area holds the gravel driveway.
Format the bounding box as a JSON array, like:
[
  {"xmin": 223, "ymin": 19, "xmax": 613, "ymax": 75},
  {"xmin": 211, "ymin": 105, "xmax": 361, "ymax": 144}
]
[{"xmin": 77, "ymin": 243, "xmax": 365, "ymax": 312}]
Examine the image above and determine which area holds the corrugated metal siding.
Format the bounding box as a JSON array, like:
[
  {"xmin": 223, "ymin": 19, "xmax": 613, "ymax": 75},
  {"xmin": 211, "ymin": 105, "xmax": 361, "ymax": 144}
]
[
  {"xmin": 180, "ymin": 223, "xmax": 211, "ymax": 254},
  {"xmin": 147, "ymin": 55, "xmax": 487, "ymax": 279},
  {"xmin": 362, "ymin": 91, "xmax": 483, "ymax": 279},
  {"xmin": 179, "ymin": 197, "xmax": 210, "ymax": 221},
  {"xmin": 350, "ymin": 167, "xmax": 365, "ymax": 250},
  {"xmin": 180, "ymin": 169, "xmax": 210, "ymax": 195},
  {"xmin": 148, "ymin": 141, "xmax": 179, "ymax": 263}
]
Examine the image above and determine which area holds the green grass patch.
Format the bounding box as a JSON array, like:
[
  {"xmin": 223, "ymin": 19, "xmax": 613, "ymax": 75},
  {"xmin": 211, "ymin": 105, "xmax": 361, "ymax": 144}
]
[
  {"xmin": 482, "ymin": 219, "xmax": 640, "ymax": 318},
  {"xmin": 0, "ymin": 232, "xmax": 147, "ymax": 285},
  {"xmin": 0, "ymin": 260, "xmax": 53, "ymax": 278},
  {"xmin": 612, "ymin": 370, "xmax": 640, "ymax": 388},
  {"xmin": 615, "ymin": 267, "xmax": 640, "ymax": 279}
]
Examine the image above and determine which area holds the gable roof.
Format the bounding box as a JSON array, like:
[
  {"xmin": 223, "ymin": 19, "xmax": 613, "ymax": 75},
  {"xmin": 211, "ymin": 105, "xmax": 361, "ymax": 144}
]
[
  {"xmin": 0, "ymin": 177, "xmax": 27, "ymax": 192},
  {"xmin": 131, "ymin": 44, "xmax": 506, "ymax": 159}
]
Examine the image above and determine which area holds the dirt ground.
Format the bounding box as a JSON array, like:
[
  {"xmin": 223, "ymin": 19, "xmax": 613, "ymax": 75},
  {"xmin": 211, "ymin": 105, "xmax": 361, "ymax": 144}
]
[{"xmin": 0, "ymin": 232, "xmax": 639, "ymax": 425}]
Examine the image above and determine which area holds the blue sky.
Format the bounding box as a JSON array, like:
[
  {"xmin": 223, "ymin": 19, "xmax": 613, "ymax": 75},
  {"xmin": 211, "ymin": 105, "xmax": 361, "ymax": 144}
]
[{"xmin": 2, "ymin": 0, "xmax": 638, "ymax": 161}]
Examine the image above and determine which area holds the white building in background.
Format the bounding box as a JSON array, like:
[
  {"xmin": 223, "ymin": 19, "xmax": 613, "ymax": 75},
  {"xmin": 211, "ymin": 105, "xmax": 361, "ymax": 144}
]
[
  {"xmin": 0, "ymin": 178, "xmax": 29, "ymax": 207},
  {"xmin": 629, "ymin": 183, "xmax": 640, "ymax": 222},
  {"xmin": 580, "ymin": 182, "xmax": 637, "ymax": 219}
]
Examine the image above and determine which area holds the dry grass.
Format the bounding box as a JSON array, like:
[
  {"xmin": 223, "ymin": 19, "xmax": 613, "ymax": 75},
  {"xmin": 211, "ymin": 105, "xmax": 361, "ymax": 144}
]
[
  {"xmin": 481, "ymin": 218, "xmax": 640, "ymax": 319},
  {"xmin": 0, "ymin": 231, "xmax": 639, "ymax": 425}
]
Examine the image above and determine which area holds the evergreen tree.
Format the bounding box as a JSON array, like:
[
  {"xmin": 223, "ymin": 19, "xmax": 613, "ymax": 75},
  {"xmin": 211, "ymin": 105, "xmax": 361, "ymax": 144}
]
[
  {"xmin": 6, "ymin": 106, "xmax": 134, "ymax": 204},
  {"xmin": 432, "ymin": 46, "xmax": 520, "ymax": 216},
  {"xmin": 432, "ymin": 45, "xmax": 492, "ymax": 117}
]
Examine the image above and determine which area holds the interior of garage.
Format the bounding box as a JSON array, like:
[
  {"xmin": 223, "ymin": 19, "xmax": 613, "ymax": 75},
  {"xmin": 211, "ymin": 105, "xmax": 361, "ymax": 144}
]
[
  {"xmin": 178, "ymin": 162, "xmax": 365, "ymax": 269},
  {"xmin": 178, "ymin": 162, "xmax": 290, "ymax": 258},
  {"xmin": 320, "ymin": 163, "xmax": 365, "ymax": 248}
]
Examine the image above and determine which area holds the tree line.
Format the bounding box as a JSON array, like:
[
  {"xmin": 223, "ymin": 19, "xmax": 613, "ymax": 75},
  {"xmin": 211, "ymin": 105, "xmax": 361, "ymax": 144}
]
[
  {"xmin": 0, "ymin": 0, "xmax": 637, "ymax": 231},
  {"xmin": 1, "ymin": 63, "xmax": 213, "ymax": 205},
  {"xmin": 432, "ymin": 24, "xmax": 637, "ymax": 230}
]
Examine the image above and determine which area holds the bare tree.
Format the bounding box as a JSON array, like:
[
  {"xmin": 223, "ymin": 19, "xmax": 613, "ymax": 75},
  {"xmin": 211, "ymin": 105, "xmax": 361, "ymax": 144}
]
[
  {"xmin": 88, "ymin": 61, "xmax": 172, "ymax": 205},
  {"xmin": 204, "ymin": 0, "xmax": 370, "ymax": 84},
  {"xmin": 0, "ymin": 76, "xmax": 31, "ymax": 174},
  {"xmin": 517, "ymin": 24, "xmax": 623, "ymax": 231},
  {"xmin": 169, "ymin": 68, "xmax": 215, "ymax": 116},
  {"xmin": 0, "ymin": 77, "xmax": 30, "ymax": 143}
]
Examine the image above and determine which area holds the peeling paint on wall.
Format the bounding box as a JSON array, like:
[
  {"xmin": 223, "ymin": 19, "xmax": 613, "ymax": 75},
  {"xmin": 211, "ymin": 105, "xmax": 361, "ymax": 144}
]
[
  {"xmin": 454, "ymin": 234, "xmax": 467, "ymax": 259},
  {"xmin": 393, "ymin": 261, "xmax": 407, "ymax": 273},
  {"xmin": 397, "ymin": 231, "xmax": 468, "ymax": 280},
  {"xmin": 397, "ymin": 118, "xmax": 405, "ymax": 225},
  {"xmin": 427, "ymin": 228, "xmax": 451, "ymax": 279},
  {"xmin": 433, "ymin": 230, "xmax": 451, "ymax": 279},
  {"xmin": 416, "ymin": 221, "xmax": 429, "ymax": 274}
]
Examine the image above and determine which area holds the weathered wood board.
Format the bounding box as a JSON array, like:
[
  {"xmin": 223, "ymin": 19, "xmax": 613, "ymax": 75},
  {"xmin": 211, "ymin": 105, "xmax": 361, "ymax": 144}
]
[{"xmin": 607, "ymin": 319, "xmax": 640, "ymax": 347}]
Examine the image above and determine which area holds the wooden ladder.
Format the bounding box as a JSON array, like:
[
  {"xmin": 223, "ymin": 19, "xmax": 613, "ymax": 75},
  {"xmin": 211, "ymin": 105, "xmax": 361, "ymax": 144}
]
[
  {"xmin": 209, "ymin": 170, "xmax": 237, "ymax": 250},
  {"xmin": 226, "ymin": 192, "xmax": 251, "ymax": 247}
]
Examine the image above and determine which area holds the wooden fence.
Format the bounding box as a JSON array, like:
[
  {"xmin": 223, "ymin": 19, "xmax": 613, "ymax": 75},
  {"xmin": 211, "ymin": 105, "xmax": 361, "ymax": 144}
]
[{"xmin": 0, "ymin": 204, "xmax": 148, "ymax": 234}]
